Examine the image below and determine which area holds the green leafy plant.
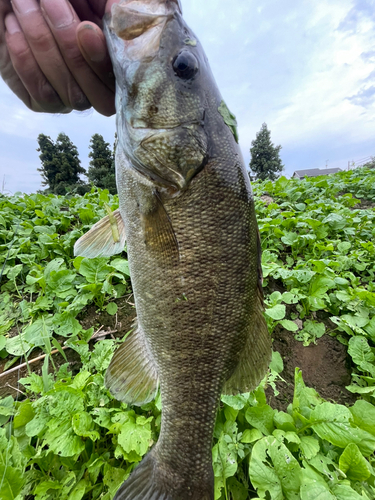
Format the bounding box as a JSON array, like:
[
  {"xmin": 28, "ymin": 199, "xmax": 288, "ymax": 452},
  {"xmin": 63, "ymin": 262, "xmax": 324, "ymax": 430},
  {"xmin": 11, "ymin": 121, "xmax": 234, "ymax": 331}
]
[{"xmin": 0, "ymin": 167, "xmax": 375, "ymax": 499}]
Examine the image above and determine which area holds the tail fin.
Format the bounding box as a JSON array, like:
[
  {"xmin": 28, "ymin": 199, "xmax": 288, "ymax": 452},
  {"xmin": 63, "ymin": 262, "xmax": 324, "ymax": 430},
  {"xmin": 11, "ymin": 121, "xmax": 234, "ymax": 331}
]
[{"xmin": 113, "ymin": 451, "xmax": 214, "ymax": 500}]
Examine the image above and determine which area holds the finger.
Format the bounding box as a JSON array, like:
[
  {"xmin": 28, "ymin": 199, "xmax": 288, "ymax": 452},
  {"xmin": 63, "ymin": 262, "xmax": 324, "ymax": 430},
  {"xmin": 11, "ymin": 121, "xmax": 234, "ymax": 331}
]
[
  {"xmin": 41, "ymin": 0, "xmax": 116, "ymax": 116},
  {"xmin": 12, "ymin": 0, "xmax": 90, "ymax": 111},
  {"xmin": 76, "ymin": 22, "xmax": 115, "ymax": 92},
  {"xmin": 5, "ymin": 13, "xmax": 69, "ymax": 112},
  {"xmin": 69, "ymin": 2, "xmax": 100, "ymax": 25},
  {"xmin": 0, "ymin": 2, "xmax": 31, "ymax": 109}
]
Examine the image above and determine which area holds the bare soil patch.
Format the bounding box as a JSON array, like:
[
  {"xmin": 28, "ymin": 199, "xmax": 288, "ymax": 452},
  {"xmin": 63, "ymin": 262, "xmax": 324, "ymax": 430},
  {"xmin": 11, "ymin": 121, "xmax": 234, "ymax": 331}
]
[{"xmin": 267, "ymin": 326, "xmax": 356, "ymax": 411}]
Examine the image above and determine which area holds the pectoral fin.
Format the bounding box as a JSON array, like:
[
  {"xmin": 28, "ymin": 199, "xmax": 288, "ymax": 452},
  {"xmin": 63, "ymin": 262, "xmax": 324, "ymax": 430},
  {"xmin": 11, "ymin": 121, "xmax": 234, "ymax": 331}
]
[
  {"xmin": 105, "ymin": 325, "xmax": 159, "ymax": 406},
  {"xmin": 74, "ymin": 209, "xmax": 126, "ymax": 258},
  {"xmin": 142, "ymin": 191, "xmax": 180, "ymax": 267}
]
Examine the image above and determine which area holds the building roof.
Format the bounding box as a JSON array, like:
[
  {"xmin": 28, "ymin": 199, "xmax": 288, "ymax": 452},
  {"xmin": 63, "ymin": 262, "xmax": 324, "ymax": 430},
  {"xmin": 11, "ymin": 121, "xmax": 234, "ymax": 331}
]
[{"xmin": 293, "ymin": 168, "xmax": 342, "ymax": 178}]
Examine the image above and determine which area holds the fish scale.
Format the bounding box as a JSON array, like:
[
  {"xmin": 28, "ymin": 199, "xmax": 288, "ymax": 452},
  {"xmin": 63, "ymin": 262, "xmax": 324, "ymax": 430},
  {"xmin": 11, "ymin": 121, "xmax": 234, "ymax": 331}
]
[{"xmin": 74, "ymin": 1, "xmax": 271, "ymax": 498}]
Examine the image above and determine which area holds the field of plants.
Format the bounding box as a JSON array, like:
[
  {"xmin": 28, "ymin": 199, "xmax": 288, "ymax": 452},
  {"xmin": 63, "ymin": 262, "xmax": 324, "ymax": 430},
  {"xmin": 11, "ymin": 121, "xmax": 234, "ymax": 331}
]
[{"xmin": 0, "ymin": 166, "xmax": 375, "ymax": 499}]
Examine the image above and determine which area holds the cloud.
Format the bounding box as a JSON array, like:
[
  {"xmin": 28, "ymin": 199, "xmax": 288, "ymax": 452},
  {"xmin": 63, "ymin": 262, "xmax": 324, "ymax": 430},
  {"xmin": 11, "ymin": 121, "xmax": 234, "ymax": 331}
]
[
  {"xmin": 338, "ymin": 0, "xmax": 375, "ymax": 33},
  {"xmin": 346, "ymin": 85, "xmax": 375, "ymax": 107}
]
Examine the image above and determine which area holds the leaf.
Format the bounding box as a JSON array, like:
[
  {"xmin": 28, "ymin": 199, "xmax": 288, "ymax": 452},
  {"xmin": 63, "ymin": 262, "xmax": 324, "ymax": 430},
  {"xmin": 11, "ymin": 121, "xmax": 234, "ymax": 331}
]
[
  {"xmin": 221, "ymin": 393, "xmax": 249, "ymax": 410},
  {"xmin": 265, "ymin": 304, "xmax": 286, "ymax": 321},
  {"xmin": 0, "ymin": 465, "xmax": 25, "ymax": 499},
  {"xmin": 299, "ymin": 436, "xmax": 320, "ymax": 460},
  {"xmin": 339, "ymin": 443, "xmax": 371, "ymax": 481},
  {"xmin": 52, "ymin": 313, "xmax": 82, "ymax": 338},
  {"xmin": 322, "ymin": 213, "xmax": 346, "ymax": 230},
  {"xmin": 299, "ymin": 465, "xmax": 335, "ymax": 500},
  {"xmin": 293, "ymin": 368, "xmax": 323, "ymax": 410},
  {"xmin": 337, "ymin": 242, "xmax": 351, "ymax": 253},
  {"xmin": 245, "ymin": 405, "xmax": 275, "ymax": 435},
  {"xmin": 78, "ymin": 258, "xmax": 111, "ymax": 284},
  {"xmin": 269, "ymin": 351, "xmax": 284, "ymax": 374},
  {"xmin": 331, "ymin": 484, "xmax": 368, "ymax": 500},
  {"xmin": 67, "ymin": 479, "xmax": 88, "ymax": 500},
  {"xmin": 364, "ymin": 317, "xmax": 375, "ymax": 342},
  {"xmin": 87, "ymin": 340, "xmax": 116, "ymax": 373},
  {"xmin": 52, "ymin": 338, "xmax": 67, "ymax": 361},
  {"xmin": 249, "ymin": 436, "xmax": 301, "ymax": 500},
  {"xmin": 117, "ymin": 414, "xmax": 152, "ymax": 457},
  {"xmin": 300, "ymin": 320, "xmax": 325, "ymax": 342},
  {"xmin": 72, "ymin": 411, "xmax": 100, "ymax": 441},
  {"xmin": 350, "ymin": 400, "xmax": 375, "ymax": 436},
  {"xmin": 309, "ymin": 276, "xmax": 335, "ymax": 298},
  {"xmin": 41, "ymin": 355, "xmax": 52, "ymax": 393},
  {"xmin": 281, "ymin": 232, "xmax": 299, "ymax": 246},
  {"xmin": 106, "ymin": 302, "xmax": 118, "ymax": 316},
  {"xmin": 34, "ymin": 480, "xmax": 62, "ymax": 499},
  {"xmin": 279, "ymin": 320, "xmax": 298, "ymax": 332},
  {"xmin": 241, "ymin": 428, "xmax": 263, "ymax": 443},
  {"xmin": 110, "ymin": 258, "xmax": 130, "ymax": 276},
  {"xmin": 103, "ymin": 466, "xmax": 129, "ymax": 497},
  {"xmin": 348, "ymin": 336, "xmax": 375, "ymax": 376},
  {"xmin": 47, "ymin": 269, "xmax": 76, "ymax": 298},
  {"xmin": 212, "ymin": 435, "xmax": 238, "ymax": 482},
  {"xmin": 6, "ymin": 264, "xmax": 23, "ymax": 281},
  {"xmin": 13, "ymin": 400, "xmax": 35, "ymax": 430},
  {"xmin": 5, "ymin": 333, "xmax": 32, "ymax": 357},
  {"xmin": 273, "ymin": 412, "xmax": 296, "ymax": 432},
  {"xmin": 0, "ymin": 396, "xmax": 15, "ymax": 426},
  {"xmin": 227, "ymin": 477, "xmax": 248, "ymax": 500},
  {"xmin": 310, "ymin": 402, "xmax": 375, "ymax": 456},
  {"xmin": 19, "ymin": 373, "xmax": 45, "ymax": 394}
]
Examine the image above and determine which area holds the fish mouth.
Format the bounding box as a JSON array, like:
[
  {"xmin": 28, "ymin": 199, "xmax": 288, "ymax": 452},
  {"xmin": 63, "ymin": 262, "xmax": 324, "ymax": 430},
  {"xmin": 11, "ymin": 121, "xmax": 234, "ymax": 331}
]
[
  {"xmin": 112, "ymin": 0, "xmax": 182, "ymax": 20},
  {"xmin": 110, "ymin": 0, "xmax": 182, "ymax": 41},
  {"xmin": 106, "ymin": 0, "xmax": 182, "ymax": 60}
]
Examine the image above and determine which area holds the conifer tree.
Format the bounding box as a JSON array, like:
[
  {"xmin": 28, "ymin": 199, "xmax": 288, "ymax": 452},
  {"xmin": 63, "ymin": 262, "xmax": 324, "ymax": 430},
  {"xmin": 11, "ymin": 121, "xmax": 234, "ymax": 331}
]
[
  {"xmin": 249, "ymin": 123, "xmax": 284, "ymax": 181},
  {"xmin": 37, "ymin": 133, "xmax": 87, "ymax": 194},
  {"xmin": 37, "ymin": 134, "xmax": 60, "ymax": 191},
  {"xmin": 87, "ymin": 134, "xmax": 117, "ymax": 194}
]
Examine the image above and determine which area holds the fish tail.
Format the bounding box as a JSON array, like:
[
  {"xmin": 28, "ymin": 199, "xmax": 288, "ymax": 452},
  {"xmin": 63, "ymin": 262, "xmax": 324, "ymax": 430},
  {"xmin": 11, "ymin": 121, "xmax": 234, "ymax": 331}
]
[{"xmin": 114, "ymin": 450, "xmax": 214, "ymax": 500}]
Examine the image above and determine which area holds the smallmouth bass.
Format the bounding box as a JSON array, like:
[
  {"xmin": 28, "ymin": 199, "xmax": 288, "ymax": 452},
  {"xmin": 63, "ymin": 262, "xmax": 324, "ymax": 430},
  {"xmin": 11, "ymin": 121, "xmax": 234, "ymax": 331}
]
[{"xmin": 75, "ymin": 1, "xmax": 271, "ymax": 498}]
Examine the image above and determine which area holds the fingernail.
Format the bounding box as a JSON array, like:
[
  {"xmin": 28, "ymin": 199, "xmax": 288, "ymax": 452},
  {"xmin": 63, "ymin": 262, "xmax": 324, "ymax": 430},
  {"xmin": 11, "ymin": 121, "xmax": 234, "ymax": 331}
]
[
  {"xmin": 11, "ymin": 0, "xmax": 39, "ymax": 15},
  {"xmin": 5, "ymin": 13, "xmax": 21, "ymax": 35},
  {"xmin": 41, "ymin": 0, "xmax": 75, "ymax": 29}
]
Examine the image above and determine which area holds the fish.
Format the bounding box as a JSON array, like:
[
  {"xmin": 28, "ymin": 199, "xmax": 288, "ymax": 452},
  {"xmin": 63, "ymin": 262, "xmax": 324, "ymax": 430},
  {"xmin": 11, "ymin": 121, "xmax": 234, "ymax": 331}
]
[{"xmin": 74, "ymin": 0, "xmax": 271, "ymax": 498}]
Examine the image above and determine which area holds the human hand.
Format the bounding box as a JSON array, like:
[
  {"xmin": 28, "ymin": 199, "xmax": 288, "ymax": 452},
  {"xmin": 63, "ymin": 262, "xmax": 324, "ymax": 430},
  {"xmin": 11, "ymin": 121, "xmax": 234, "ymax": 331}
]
[{"xmin": 1, "ymin": 0, "xmax": 119, "ymax": 115}]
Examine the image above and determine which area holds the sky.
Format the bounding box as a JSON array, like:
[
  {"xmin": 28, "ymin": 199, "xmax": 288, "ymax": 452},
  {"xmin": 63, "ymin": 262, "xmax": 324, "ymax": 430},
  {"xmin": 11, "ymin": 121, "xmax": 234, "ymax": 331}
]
[{"xmin": 1, "ymin": 0, "xmax": 375, "ymax": 194}]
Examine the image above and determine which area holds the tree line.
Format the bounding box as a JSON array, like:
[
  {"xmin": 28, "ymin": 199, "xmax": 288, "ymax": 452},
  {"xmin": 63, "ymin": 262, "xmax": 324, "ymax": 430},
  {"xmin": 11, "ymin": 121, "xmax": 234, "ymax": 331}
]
[
  {"xmin": 37, "ymin": 123, "xmax": 283, "ymax": 195},
  {"xmin": 37, "ymin": 133, "xmax": 117, "ymax": 195}
]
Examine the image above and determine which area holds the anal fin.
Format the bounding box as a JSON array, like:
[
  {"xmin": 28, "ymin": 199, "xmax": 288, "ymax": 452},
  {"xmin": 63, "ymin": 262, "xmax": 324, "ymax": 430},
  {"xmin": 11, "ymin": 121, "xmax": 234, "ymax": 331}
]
[
  {"xmin": 74, "ymin": 209, "xmax": 126, "ymax": 258},
  {"xmin": 105, "ymin": 325, "xmax": 159, "ymax": 406},
  {"xmin": 222, "ymin": 296, "xmax": 272, "ymax": 395}
]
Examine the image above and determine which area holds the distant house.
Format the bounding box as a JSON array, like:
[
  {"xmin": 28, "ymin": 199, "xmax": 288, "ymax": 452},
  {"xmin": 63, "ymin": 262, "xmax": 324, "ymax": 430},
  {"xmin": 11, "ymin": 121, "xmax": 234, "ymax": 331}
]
[{"xmin": 293, "ymin": 168, "xmax": 342, "ymax": 179}]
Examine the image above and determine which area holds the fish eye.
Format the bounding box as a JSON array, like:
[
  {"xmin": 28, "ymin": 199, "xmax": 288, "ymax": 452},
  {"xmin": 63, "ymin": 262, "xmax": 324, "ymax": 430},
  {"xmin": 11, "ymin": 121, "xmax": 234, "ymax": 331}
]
[{"xmin": 173, "ymin": 51, "xmax": 198, "ymax": 80}]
